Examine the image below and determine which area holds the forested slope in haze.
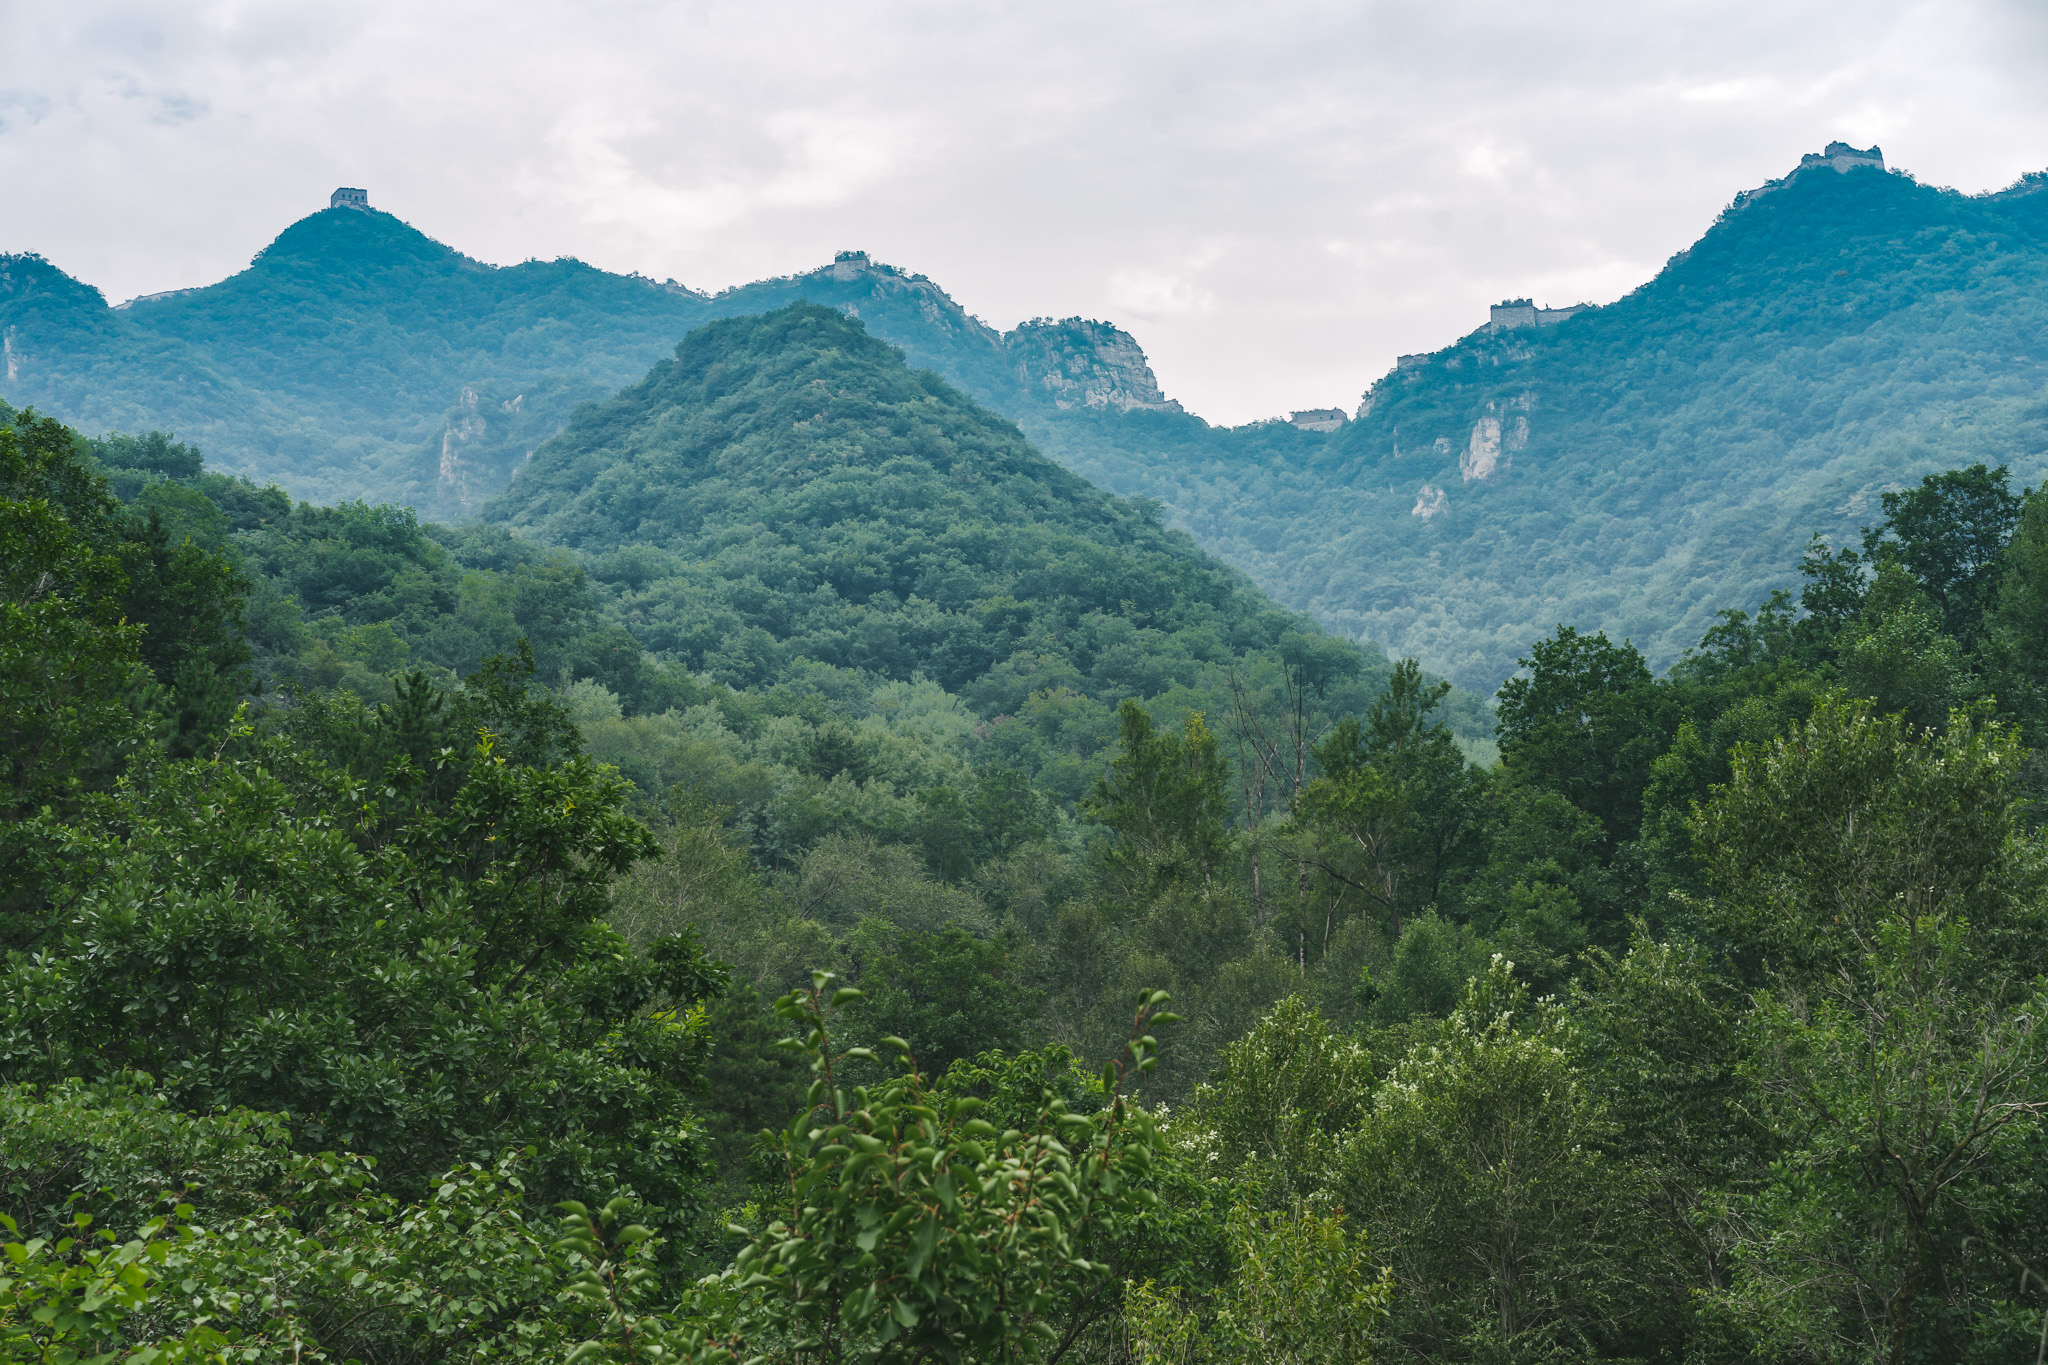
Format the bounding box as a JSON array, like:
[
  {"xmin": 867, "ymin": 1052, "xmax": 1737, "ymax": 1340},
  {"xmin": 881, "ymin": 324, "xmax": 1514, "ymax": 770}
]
[
  {"xmin": 484, "ymin": 304, "xmax": 1332, "ymax": 711},
  {"xmin": 0, "ymin": 209, "xmax": 714, "ymax": 514},
  {"xmin": 0, "ymin": 213, "xmax": 1189, "ymax": 521},
  {"xmin": 1063, "ymin": 159, "xmax": 2048, "ymax": 688}
]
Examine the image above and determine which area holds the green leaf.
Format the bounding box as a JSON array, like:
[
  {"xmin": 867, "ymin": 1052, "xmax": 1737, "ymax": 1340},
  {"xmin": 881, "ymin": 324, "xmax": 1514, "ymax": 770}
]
[{"xmin": 906, "ymin": 1215, "xmax": 940, "ymax": 1280}]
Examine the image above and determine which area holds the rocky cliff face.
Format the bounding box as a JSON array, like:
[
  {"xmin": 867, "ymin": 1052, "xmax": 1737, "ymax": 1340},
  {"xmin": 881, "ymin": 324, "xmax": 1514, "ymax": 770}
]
[
  {"xmin": 1002, "ymin": 317, "xmax": 1182, "ymax": 414},
  {"xmin": 427, "ymin": 373, "xmax": 611, "ymax": 516},
  {"xmin": 706, "ymin": 252, "xmax": 1014, "ymax": 405},
  {"xmin": 721, "ymin": 262, "xmax": 1185, "ymax": 418}
]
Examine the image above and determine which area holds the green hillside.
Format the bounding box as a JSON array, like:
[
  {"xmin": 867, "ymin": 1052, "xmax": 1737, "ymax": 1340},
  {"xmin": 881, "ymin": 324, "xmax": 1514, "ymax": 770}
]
[
  {"xmin": 484, "ymin": 302, "xmax": 1418, "ymax": 731},
  {"xmin": 1062, "ymin": 160, "xmax": 2048, "ymax": 688},
  {"xmin": 42, "ymin": 310, "xmax": 1490, "ymax": 862}
]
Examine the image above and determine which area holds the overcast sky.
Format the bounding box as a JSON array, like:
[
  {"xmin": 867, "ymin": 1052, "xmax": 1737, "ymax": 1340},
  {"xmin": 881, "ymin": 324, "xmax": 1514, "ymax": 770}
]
[{"xmin": 5, "ymin": 0, "xmax": 2046, "ymax": 425}]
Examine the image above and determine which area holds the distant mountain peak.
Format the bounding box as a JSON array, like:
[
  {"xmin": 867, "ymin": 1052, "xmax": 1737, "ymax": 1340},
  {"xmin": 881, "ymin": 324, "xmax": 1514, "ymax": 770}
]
[
  {"xmin": 1003, "ymin": 317, "xmax": 1182, "ymax": 414},
  {"xmin": 246, "ymin": 203, "xmax": 465, "ymax": 274},
  {"xmin": 0, "ymin": 252, "xmax": 110, "ymax": 310},
  {"xmin": 1727, "ymin": 140, "xmax": 1891, "ymax": 217},
  {"xmin": 1798, "ymin": 141, "xmax": 1885, "ymax": 175}
]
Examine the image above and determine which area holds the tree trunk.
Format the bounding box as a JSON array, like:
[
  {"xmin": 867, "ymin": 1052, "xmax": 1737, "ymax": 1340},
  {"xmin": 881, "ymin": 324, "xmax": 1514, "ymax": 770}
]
[{"xmin": 1885, "ymin": 1199, "xmax": 1925, "ymax": 1365}]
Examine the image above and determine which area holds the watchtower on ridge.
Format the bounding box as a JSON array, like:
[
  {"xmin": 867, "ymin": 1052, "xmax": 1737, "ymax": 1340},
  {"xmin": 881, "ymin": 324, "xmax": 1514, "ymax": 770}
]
[{"xmin": 1798, "ymin": 142, "xmax": 1884, "ymax": 175}]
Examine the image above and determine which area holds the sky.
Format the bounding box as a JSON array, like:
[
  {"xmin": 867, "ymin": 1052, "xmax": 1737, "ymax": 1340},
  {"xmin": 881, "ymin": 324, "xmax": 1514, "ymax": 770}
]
[{"xmin": 4, "ymin": 0, "xmax": 2047, "ymax": 427}]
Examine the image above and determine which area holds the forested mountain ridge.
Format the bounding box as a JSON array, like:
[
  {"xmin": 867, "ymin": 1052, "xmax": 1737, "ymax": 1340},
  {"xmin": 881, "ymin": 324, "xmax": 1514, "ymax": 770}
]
[
  {"xmin": 8, "ymin": 150, "xmax": 2047, "ymax": 696},
  {"xmin": 0, "ymin": 209, "xmax": 714, "ymax": 513},
  {"xmin": 0, "ymin": 212, "xmax": 1187, "ymax": 520},
  {"xmin": 24, "ymin": 302, "xmax": 1488, "ymax": 881},
  {"xmin": 1066, "ymin": 156, "xmax": 2048, "ymax": 688}
]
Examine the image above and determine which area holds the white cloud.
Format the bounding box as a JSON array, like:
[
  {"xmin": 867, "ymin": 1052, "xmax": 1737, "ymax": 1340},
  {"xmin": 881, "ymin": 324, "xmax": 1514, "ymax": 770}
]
[
  {"xmin": 1, "ymin": 0, "xmax": 2045, "ymax": 424},
  {"xmin": 1677, "ymin": 78, "xmax": 1770, "ymax": 104},
  {"xmin": 1110, "ymin": 268, "xmax": 1216, "ymax": 319}
]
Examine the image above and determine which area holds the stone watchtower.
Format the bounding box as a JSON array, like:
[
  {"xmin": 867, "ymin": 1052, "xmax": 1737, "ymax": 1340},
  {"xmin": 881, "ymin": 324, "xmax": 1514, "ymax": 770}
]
[
  {"xmin": 1488, "ymin": 298, "xmax": 1588, "ymax": 333},
  {"xmin": 330, "ymin": 187, "xmax": 370, "ymax": 211},
  {"xmin": 1798, "ymin": 142, "xmax": 1884, "ymax": 175},
  {"xmin": 1489, "ymin": 299, "xmax": 1537, "ymax": 330}
]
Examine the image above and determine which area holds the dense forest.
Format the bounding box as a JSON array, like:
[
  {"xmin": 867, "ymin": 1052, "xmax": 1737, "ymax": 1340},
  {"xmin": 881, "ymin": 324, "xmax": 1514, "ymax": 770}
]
[{"xmin": 8, "ymin": 268, "xmax": 2048, "ymax": 1362}]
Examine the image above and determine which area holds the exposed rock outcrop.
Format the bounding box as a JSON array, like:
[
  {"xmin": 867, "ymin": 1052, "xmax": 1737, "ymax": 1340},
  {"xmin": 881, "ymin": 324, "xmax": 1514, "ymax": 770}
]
[
  {"xmin": 1002, "ymin": 317, "xmax": 1183, "ymax": 414},
  {"xmin": 805, "ymin": 252, "xmax": 999, "ymax": 342},
  {"xmin": 1461, "ymin": 417, "xmax": 1502, "ymax": 481},
  {"xmin": 436, "ymin": 385, "xmax": 489, "ymax": 510},
  {"xmin": 719, "ymin": 253, "xmax": 1186, "ymax": 418},
  {"xmin": 427, "ymin": 376, "xmax": 605, "ymax": 516}
]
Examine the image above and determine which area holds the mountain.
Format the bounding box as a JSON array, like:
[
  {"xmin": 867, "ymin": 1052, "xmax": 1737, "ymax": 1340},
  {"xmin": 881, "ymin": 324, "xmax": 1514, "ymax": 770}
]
[
  {"xmin": 11, "ymin": 150, "xmax": 2048, "ymax": 690},
  {"xmin": 1058, "ymin": 152, "xmax": 2048, "ymax": 688},
  {"xmin": 1, "ymin": 209, "xmax": 716, "ymax": 513},
  {"xmin": 53, "ymin": 304, "xmax": 1506, "ymax": 863},
  {"xmin": 0, "ymin": 214, "xmax": 1196, "ymax": 521},
  {"xmin": 481, "ymin": 301, "xmax": 1389, "ymax": 729}
]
